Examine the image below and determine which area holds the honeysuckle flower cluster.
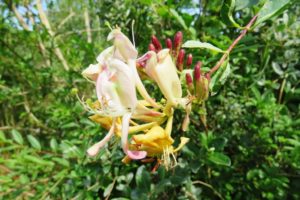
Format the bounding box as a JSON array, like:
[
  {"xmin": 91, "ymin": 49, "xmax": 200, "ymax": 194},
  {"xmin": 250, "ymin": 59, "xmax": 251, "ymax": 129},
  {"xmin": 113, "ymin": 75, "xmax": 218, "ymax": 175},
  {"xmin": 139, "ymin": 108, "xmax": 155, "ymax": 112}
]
[{"xmin": 81, "ymin": 28, "xmax": 211, "ymax": 170}]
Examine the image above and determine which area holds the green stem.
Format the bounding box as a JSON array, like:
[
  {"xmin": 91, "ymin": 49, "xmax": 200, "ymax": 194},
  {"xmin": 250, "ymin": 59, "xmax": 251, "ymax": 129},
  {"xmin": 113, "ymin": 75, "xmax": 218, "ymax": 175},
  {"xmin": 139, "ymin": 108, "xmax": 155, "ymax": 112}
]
[{"xmin": 208, "ymin": 14, "xmax": 258, "ymax": 76}]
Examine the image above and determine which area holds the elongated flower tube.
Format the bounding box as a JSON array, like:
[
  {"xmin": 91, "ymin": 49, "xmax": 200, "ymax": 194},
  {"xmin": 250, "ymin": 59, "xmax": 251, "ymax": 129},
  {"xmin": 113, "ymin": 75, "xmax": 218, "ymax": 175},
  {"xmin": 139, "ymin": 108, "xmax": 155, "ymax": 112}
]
[
  {"xmin": 87, "ymin": 118, "xmax": 117, "ymax": 156},
  {"xmin": 107, "ymin": 28, "xmax": 160, "ymax": 109},
  {"xmin": 82, "ymin": 63, "xmax": 101, "ymax": 81},
  {"xmin": 145, "ymin": 49, "xmax": 182, "ymax": 106},
  {"xmin": 84, "ymin": 29, "xmax": 153, "ymax": 160},
  {"xmin": 95, "ymin": 59, "xmax": 137, "ymax": 115}
]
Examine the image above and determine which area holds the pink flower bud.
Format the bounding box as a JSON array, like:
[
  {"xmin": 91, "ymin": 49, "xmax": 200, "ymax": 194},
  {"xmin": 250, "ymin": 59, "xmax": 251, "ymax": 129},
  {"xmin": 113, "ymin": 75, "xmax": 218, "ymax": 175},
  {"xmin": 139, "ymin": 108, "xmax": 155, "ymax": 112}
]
[
  {"xmin": 205, "ymin": 73, "xmax": 211, "ymax": 82},
  {"xmin": 186, "ymin": 53, "xmax": 193, "ymax": 68},
  {"xmin": 176, "ymin": 49, "xmax": 185, "ymax": 71},
  {"xmin": 148, "ymin": 43, "xmax": 156, "ymax": 51},
  {"xmin": 166, "ymin": 38, "xmax": 172, "ymax": 50},
  {"xmin": 194, "ymin": 61, "xmax": 202, "ymax": 81},
  {"xmin": 151, "ymin": 35, "xmax": 162, "ymax": 51},
  {"xmin": 185, "ymin": 73, "xmax": 193, "ymax": 85},
  {"xmin": 174, "ymin": 31, "xmax": 183, "ymax": 50}
]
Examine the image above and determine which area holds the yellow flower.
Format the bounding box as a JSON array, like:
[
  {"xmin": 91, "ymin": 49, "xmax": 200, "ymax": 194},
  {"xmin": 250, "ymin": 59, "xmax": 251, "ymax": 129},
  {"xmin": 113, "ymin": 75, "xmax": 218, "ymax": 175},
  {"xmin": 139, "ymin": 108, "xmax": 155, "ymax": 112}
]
[{"xmin": 128, "ymin": 125, "xmax": 189, "ymax": 170}]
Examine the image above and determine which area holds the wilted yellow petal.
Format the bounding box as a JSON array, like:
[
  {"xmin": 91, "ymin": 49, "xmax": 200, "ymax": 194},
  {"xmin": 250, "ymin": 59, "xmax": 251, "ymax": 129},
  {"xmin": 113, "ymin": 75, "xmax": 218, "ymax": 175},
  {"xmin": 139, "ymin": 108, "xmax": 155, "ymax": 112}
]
[
  {"xmin": 122, "ymin": 155, "xmax": 131, "ymax": 164},
  {"xmin": 89, "ymin": 115, "xmax": 112, "ymax": 130},
  {"xmin": 129, "ymin": 122, "xmax": 157, "ymax": 134},
  {"xmin": 173, "ymin": 137, "xmax": 190, "ymax": 152}
]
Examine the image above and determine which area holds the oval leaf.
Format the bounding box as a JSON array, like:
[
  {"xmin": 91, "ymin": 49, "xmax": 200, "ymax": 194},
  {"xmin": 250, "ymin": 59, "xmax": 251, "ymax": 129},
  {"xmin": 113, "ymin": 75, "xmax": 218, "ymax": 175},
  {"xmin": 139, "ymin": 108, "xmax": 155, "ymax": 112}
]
[
  {"xmin": 170, "ymin": 8, "xmax": 188, "ymax": 30},
  {"xmin": 182, "ymin": 40, "xmax": 224, "ymax": 53},
  {"xmin": 254, "ymin": 0, "xmax": 291, "ymax": 27},
  {"xmin": 24, "ymin": 155, "xmax": 54, "ymax": 167},
  {"xmin": 11, "ymin": 129, "xmax": 23, "ymax": 145},
  {"xmin": 209, "ymin": 59, "xmax": 231, "ymax": 95},
  {"xmin": 27, "ymin": 135, "xmax": 41, "ymax": 150},
  {"xmin": 208, "ymin": 152, "xmax": 231, "ymax": 166},
  {"xmin": 221, "ymin": 0, "xmax": 241, "ymax": 28},
  {"xmin": 50, "ymin": 138, "xmax": 58, "ymax": 152}
]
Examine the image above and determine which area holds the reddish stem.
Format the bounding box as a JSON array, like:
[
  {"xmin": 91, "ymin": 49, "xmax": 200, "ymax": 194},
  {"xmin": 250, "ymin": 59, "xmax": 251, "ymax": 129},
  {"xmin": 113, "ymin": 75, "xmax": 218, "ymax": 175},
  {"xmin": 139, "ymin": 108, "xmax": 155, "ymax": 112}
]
[{"xmin": 208, "ymin": 15, "xmax": 258, "ymax": 76}]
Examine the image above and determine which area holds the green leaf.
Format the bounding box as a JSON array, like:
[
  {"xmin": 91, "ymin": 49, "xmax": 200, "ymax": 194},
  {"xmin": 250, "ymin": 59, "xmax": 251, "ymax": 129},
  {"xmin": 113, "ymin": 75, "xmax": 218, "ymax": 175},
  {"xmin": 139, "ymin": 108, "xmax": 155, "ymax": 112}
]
[
  {"xmin": 135, "ymin": 165, "xmax": 151, "ymax": 192},
  {"xmin": 182, "ymin": 40, "xmax": 224, "ymax": 53},
  {"xmin": 221, "ymin": 0, "xmax": 242, "ymax": 28},
  {"xmin": 103, "ymin": 181, "xmax": 115, "ymax": 197},
  {"xmin": 0, "ymin": 131, "xmax": 6, "ymax": 142},
  {"xmin": 50, "ymin": 138, "xmax": 58, "ymax": 152},
  {"xmin": 235, "ymin": 0, "xmax": 260, "ymax": 10},
  {"xmin": 52, "ymin": 157, "xmax": 70, "ymax": 167},
  {"xmin": 27, "ymin": 135, "xmax": 41, "ymax": 150},
  {"xmin": 272, "ymin": 62, "xmax": 284, "ymax": 76},
  {"xmin": 170, "ymin": 9, "xmax": 188, "ymax": 30},
  {"xmin": 23, "ymin": 155, "xmax": 55, "ymax": 167},
  {"xmin": 208, "ymin": 152, "xmax": 231, "ymax": 166},
  {"xmin": 11, "ymin": 129, "xmax": 23, "ymax": 145},
  {"xmin": 209, "ymin": 59, "xmax": 231, "ymax": 95},
  {"xmin": 254, "ymin": 0, "xmax": 291, "ymax": 27}
]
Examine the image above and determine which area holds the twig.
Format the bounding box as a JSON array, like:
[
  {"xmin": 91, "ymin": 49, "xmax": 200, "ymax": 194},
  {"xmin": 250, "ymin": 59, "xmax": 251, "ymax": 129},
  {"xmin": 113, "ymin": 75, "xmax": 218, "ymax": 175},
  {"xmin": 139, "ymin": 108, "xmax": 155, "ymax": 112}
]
[
  {"xmin": 104, "ymin": 178, "xmax": 116, "ymax": 200},
  {"xmin": 40, "ymin": 176, "xmax": 64, "ymax": 200},
  {"xmin": 56, "ymin": 28, "xmax": 102, "ymax": 37},
  {"xmin": 208, "ymin": 15, "xmax": 258, "ymax": 76},
  {"xmin": 84, "ymin": 8, "xmax": 92, "ymax": 43},
  {"xmin": 278, "ymin": 77, "xmax": 286, "ymax": 104},
  {"xmin": 192, "ymin": 180, "xmax": 224, "ymax": 200},
  {"xmin": 11, "ymin": 3, "xmax": 30, "ymax": 31},
  {"xmin": 36, "ymin": 0, "xmax": 70, "ymax": 71},
  {"xmin": 0, "ymin": 126, "xmax": 13, "ymax": 131},
  {"xmin": 25, "ymin": 3, "xmax": 51, "ymax": 67},
  {"xmin": 58, "ymin": 10, "xmax": 75, "ymax": 29}
]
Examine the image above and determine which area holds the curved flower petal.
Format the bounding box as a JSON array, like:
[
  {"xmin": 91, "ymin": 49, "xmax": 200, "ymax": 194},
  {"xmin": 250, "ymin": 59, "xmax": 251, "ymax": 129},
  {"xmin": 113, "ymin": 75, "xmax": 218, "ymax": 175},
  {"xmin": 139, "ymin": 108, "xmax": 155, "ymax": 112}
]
[
  {"xmin": 173, "ymin": 137, "xmax": 190, "ymax": 152},
  {"xmin": 96, "ymin": 46, "xmax": 114, "ymax": 64},
  {"xmin": 128, "ymin": 59, "xmax": 161, "ymax": 109},
  {"xmin": 96, "ymin": 69, "xmax": 123, "ymax": 112},
  {"xmin": 121, "ymin": 113, "xmax": 147, "ymax": 159},
  {"xmin": 109, "ymin": 59, "xmax": 137, "ymax": 110},
  {"xmin": 145, "ymin": 49, "xmax": 182, "ymax": 106},
  {"xmin": 82, "ymin": 64, "xmax": 101, "ymax": 81},
  {"xmin": 87, "ymin": 118, "xmax": 116, "ymax": 157},
  {"xmin": 107, "ymin": 29, "xmax": 138, "ymax": 60}
]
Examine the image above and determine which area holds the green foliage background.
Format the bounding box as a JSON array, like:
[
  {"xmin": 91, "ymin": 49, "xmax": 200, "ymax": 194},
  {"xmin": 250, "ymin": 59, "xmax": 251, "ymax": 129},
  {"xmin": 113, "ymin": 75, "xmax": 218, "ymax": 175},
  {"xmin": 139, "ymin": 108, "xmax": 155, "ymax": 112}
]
[{"xmin": 0, "ymin": 0, "xmax": 299, "ymax": 199}]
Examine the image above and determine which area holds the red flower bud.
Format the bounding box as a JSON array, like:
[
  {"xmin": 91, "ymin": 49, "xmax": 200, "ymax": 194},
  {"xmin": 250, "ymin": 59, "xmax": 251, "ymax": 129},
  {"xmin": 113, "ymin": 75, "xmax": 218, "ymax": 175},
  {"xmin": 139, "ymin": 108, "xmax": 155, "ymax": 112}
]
[
  {"xmin": 174, "ymin": 31, "xmax": 183, "ymax": 50},
  {"xmin": 148, "ymin": 43, "xmax": 156, "ymax": 51},
  {"xmin": 151, "ymin": 35, "xmax": 162, "ymax": 51},
  {"xmin": 194, "ymin": 61, "xmax": 202, "ymax": 81},
  {"xmin": 186, "ymin": 53, "xmax": 193, "ymax": 68},
  {"xmin": 176, "ymin": 49, "xmax": 185, "ymax": 71},
  {"xmin": 186, "ymin": 73, "xmax": 194, "ymax": 94},
  {"xmin": 185, "ymin": 73, "xmax": 193, "ymax": 85},
  {"xmin": 166, "ymin": 38, "xmax": 172, "ymax": 50},
  {"xmin": 205, "ymin": 73, "xmax": 211, "ymax": 82}
]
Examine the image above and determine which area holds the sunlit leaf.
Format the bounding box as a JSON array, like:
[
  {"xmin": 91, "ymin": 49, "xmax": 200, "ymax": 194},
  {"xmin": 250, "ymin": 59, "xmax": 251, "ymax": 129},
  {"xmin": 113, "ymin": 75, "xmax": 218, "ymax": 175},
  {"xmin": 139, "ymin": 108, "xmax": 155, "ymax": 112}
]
[
  {"xmin": 209, "ymin": 59, "xmax": 231, "ymax": 95},
  {"xmin": 11, "ymin": 129, "xmax": 23, "ymax": 145},
  {"xmin": 170, "ymin": 8, "xmax": 188, "ymax": 30},
  {"xmin": 104, "ymin": 181, "xmax": 115, "ymax": 197},
  {"xmin": 235, "ymin": 0, "xmax": 260, "ymax": 10},
  {"xmin": 182, "ymin": 40, "xmax": 224, "ymax": 53},
  {"xmin": 50, "ymin": 138, "xmax": 58, "ymax": 152},
  {"xmin": 27, "ymin": 135, "xmax": 41, "ymax": 150},
  {"xmin": 221, "ymin": 0, "xmax": 241, "ymax": 28},
  {"xmin": 254, "ymin": 0, "xmax": 291, "ymax": 27},
  {"xmin": 272, "ymin": 62, "xmax": 284, "ymax": 76},
  {"xmin": 23, "ymin": 155, "xmax": 55, "ymax": 167}
]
